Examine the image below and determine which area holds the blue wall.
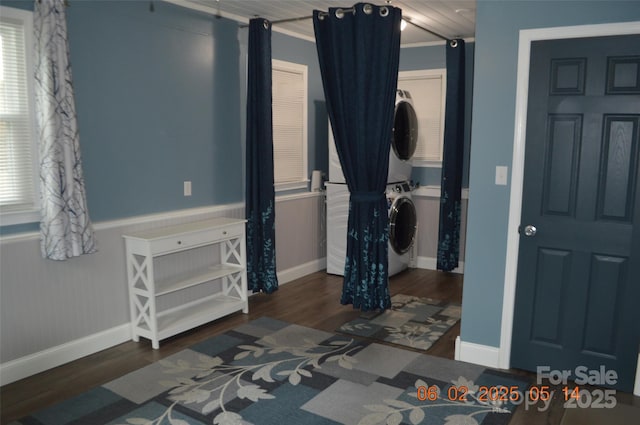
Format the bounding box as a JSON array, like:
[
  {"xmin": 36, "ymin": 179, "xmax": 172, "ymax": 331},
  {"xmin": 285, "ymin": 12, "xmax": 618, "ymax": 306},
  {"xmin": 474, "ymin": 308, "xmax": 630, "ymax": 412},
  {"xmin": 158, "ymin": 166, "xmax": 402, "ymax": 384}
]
[
  {"xmin": 0, "ymin": 1, "xmax": 325, "ymax": 234},
  {"xmin": 1, "ymin": 0, "xmax": 459, "ymax": 235},
  {"xmin": 71, "ymin": 1, "xmax": 242, "ymax": 222},
  {"xmin": 1, "ymin": 0, "xmax": 31, "ymax": 11},
  {"xmin": 400, "ymin": 42, "xmax": 474, "ymax": 188},
  {"xmin": 461, "ymin": 1, "xmax": 640, "ymax": 347}
]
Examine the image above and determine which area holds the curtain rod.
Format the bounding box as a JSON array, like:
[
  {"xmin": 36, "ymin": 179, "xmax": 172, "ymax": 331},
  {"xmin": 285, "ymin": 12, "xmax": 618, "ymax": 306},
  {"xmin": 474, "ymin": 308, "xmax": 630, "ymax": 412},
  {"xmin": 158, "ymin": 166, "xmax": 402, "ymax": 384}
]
[
  {"xmin": 240, "ymin": 12, "xmax": 450, "ymax": 42},
  {"xmin": 239, "ymin": 15, "xmax": 313, "ymax": 28},
  {"xmin": 403, "ymin": 18, "xmax": 449, "ymax": 42},
  {"xmin": 239, "ymin": 7, "xmax": 354, "ymax": 27}
]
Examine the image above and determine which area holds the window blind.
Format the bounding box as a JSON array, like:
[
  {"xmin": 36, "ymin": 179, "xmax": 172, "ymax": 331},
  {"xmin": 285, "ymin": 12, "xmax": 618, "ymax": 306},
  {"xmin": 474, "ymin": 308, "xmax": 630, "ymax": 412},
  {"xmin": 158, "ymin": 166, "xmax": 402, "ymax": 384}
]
[
  {"xmin": 0, "ymin": 14, "xmax": 36, "ymax": 213},
  {"xmin": 272, "ymin": 62, "xmax": 307, "ymax": 185}
]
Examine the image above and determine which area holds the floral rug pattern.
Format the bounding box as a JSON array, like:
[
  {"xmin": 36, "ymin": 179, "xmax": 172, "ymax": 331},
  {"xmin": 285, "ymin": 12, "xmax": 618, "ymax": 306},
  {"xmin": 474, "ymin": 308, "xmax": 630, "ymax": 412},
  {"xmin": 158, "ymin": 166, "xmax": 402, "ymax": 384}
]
[
  {"xmin": 338, "ymin": 294, "xmax": 462, "ymax": 351},
  {"xmin": 13, "ymin": 317, "xmax": 528, "ymax": 425}
]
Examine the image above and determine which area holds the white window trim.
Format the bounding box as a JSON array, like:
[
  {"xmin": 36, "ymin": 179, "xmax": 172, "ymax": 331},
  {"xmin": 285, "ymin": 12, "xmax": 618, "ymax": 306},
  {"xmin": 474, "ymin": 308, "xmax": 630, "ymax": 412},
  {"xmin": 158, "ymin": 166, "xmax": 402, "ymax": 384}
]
[
  {"xmin": 0, "ymin": 6, "xmax": 40, "ymax": 226},
  {"xmin": 275, "ymin": 180, "xmax": 309, "ymax": 192},
  {"xmin": 398, "ymin": 68, "xmax": 446, "ymax": 168},
  {"xmin": 272, "ymin": 59, "xmax": 308, "ymax": 193}
]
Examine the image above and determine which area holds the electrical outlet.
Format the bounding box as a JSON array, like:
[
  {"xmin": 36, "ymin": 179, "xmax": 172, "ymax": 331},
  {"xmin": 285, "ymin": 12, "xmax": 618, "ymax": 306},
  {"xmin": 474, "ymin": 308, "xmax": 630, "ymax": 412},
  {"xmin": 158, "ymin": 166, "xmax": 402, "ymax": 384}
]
[{"xmin": 184, "ymin": 181, "xmax": 192, "ymax": 197}]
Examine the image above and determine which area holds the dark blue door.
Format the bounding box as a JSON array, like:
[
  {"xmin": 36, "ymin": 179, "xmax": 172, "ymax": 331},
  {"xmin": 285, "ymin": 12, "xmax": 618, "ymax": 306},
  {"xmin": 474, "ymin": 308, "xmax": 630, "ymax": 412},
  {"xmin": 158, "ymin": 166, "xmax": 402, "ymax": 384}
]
[{"xmin": 511, "ymin": 34, "xmax": 640, "ymax": 392}]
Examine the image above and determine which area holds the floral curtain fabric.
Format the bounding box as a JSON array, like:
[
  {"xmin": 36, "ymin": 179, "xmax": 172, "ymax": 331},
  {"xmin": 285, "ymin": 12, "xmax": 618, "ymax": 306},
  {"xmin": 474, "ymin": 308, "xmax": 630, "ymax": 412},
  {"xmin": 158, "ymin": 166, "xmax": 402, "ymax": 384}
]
[
  {"xmin": 245, "ymin": 18, "xmax": 278, "ymax": 294},
  {"xmin": 437, "ymin": 39, "xmax": 466, "ymax": 272},
  {"xmin": 34, "ymin": 0, "xmax": 96, "ymax": 260},
  {"xmin": 314, "ymin": 3, "xmax": 401, "ymax": 310}
]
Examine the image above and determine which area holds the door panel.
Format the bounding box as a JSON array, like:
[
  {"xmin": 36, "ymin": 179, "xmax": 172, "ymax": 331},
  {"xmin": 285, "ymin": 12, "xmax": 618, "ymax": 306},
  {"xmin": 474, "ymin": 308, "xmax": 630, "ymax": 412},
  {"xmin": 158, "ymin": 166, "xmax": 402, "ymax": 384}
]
[
  {"xmin": 606, "ymin": 56, "xmax": 640, "ymax": 94},
  {"xmin": 582, "ymin": 254, "xmax": 627, "ymax": 357},
  {"xmin": 530, "ymin": 248, "xmax": 572, "ymax": 346},
  {"xmin": 598, "ymin": 115, "xmax": 639, "ymax": 221},
  {"xmin": 543, "ymin": 115, "xmax": 582, "ymax": 216},
  {"xmin": 550, "ymin": 57, "xmax": 586, "ymax": 95},
  {"xmin": 512, "ymin": 35, "xmax": 640, "ymax": 392}
]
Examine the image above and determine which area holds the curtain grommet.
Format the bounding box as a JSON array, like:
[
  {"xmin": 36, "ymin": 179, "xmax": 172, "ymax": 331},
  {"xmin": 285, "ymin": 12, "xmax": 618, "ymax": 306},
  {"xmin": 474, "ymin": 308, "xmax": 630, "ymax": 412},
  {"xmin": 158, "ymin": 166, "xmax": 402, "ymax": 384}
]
[
  {"xmin": 263, "ymin": 20, "xmax": 269, "ymax": 30},
  {"xmin": 363, "ymin": 4, "xmax": 373, "ymax": 15},
  {"xmin": 318, "ymin": 13, "xmax": 325, "ymax": 21},
  {"xmin": 335, "ymin": 8, "xmax": 344, "ymax": 19},
  {"xmin": 450, "ymin": 39, "xmax": 458, "ymax": 48},
  {"xmin": 379, "ymin": 6, "xmax": 389, "ymax": 17}
]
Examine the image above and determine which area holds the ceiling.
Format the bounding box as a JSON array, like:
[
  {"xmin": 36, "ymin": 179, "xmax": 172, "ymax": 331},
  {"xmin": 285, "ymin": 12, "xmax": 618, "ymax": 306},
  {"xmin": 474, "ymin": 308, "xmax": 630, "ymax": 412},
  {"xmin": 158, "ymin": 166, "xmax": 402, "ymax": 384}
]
[{"xmin": 172, "ymin": 0, "xmax": 476, "ymax": 45}]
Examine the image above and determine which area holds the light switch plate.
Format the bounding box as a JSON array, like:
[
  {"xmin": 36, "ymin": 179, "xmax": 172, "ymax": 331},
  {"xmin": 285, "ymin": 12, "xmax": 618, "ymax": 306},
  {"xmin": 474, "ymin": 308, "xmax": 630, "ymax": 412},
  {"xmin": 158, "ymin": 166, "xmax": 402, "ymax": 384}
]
[
  {"xmin": 184, "ymin": 181, "xmax": 192, "ymax": 196},
  {"xmin": 495, "ymin": 166, "xmax": 508, "ymax": 186}
]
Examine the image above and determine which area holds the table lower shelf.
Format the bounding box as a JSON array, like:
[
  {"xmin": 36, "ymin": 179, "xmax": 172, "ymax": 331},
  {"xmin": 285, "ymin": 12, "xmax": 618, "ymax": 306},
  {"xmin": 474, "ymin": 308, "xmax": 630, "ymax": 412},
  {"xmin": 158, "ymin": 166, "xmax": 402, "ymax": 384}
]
[{"xmin": 133, "ymin": 292, "xmax": 248, "ymax": 348}]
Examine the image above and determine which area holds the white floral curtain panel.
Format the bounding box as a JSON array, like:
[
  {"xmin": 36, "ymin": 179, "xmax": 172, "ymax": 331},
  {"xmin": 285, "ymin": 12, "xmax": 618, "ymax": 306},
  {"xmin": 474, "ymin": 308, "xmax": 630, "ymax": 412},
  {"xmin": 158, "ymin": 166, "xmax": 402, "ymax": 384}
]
[{"xmin": 34, "ymin": 0, "xmax": 96, "ymax": 260}]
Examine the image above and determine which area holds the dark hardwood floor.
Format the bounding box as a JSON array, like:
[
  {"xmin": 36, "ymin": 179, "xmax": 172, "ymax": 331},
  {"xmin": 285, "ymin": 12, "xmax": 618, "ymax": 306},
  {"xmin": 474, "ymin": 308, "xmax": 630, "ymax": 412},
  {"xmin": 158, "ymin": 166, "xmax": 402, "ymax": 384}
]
[{"xmin": 1, "ymin": 268, "xmax": 638, "ymax": 423}]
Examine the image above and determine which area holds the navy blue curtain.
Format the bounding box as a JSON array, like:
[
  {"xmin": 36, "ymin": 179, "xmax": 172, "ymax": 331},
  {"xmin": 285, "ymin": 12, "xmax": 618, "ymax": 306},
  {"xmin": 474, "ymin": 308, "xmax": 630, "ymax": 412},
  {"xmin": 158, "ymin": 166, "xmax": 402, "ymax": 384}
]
[
  {"xmin": 437, "ymin": 39, "xmax": 466, "ymax": 272},
  {"xmin": 314, "ymin": 4, "xmax": 401, "ymax": 311},
  {"xmin": 246, "ymin": 18, "xmax": 278, "ymax": 294}
]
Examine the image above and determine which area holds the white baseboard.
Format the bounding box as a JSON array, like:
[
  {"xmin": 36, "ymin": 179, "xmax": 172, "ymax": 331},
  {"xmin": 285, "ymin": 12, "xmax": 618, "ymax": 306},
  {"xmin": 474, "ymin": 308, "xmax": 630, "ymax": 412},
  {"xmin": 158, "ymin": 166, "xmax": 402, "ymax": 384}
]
[
  {"xmin": 455, "ymin": 336, "xmax": 501, "ymax": 369},
  {"xmin": 416, "ymin": 256, "xmax": 465, "ymax": 274},
  {"xmin": 277, "ymin": 257, "xmax": 327, "ymax": 285},
  {"xmin": 0, "ymin": 324, "xmax": 131, "ymax": 386},
  {"xmin": 412, "ymin": 186, "xmax": 470, "ymax": 200},
  {"xmin": 455, "ymin": 337, "xmax": 640, "ymax": 394},
  {"xmin": 635, "ymin": 353, "xmax": 639, "ymax": 396}
]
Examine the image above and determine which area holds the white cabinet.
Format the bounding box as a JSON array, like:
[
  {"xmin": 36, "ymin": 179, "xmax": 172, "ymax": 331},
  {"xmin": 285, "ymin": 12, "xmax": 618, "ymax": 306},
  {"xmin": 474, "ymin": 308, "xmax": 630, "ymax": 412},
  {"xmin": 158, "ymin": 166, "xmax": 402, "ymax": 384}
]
[{"xmin": 123, "ymin": 217, "xmax": 248, "ymax": 349}]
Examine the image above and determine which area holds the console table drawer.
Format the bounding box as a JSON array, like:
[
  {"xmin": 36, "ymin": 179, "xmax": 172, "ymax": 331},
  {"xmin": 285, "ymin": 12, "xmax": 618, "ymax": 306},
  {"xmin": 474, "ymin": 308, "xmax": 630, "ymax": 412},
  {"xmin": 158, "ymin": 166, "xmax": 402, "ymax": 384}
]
[{"xmin": 151, "ymin": 225, "xmax": 240, "ymax": 255}]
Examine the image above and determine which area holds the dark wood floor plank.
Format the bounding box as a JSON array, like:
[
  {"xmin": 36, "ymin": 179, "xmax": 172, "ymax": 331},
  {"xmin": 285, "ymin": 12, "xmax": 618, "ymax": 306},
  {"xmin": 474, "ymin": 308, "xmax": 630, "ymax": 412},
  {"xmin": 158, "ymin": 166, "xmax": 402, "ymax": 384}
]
[{"xmin": 1, "ymin": 268, "xmax": 637, "ymax": 424}]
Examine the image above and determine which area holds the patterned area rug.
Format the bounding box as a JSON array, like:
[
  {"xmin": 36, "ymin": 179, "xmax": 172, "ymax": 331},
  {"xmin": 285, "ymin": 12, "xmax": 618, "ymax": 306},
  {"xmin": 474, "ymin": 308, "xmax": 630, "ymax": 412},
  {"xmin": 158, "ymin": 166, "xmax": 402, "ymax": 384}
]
[
  {"xmin": 14, "ymin": 317, "xmax": 529, "ymax": 425},
  {"xmin": 337, "ymin": 294, "xmax": 462, "ymax": 351}
]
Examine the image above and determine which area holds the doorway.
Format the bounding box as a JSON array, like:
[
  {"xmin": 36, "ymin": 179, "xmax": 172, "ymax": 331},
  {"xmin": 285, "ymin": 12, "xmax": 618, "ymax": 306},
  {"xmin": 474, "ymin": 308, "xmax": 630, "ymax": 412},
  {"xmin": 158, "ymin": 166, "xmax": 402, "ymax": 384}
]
[
  {"xmin": 511, "ymin": 34, "xmax": 639, "ymax": 391},
  {"xmin": 499, "ymin": 21, "xmax": 640, "ymax": 395}
]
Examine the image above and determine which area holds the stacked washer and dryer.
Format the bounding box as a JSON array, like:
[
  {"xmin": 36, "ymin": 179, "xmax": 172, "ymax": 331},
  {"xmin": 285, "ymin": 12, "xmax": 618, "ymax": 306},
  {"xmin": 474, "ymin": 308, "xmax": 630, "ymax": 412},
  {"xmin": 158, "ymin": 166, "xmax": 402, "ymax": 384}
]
[{"xmin": 326, "ymin": 89, "xmax": 419, "ymax": 276}]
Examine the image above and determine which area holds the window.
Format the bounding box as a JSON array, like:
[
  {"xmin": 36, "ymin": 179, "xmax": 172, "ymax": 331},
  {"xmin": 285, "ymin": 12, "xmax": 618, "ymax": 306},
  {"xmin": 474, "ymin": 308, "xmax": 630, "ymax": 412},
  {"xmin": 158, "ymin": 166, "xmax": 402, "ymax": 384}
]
[
  {"xmin": 0, "ymin": 6, "xmax": 39, "ymax": 225},
  {"xmin": 398, "ymin": 69, "xmax": 446, "ymax": 166},
  {"xmin": 272, "ymin": 59, "xmax": 308, "ymax": 190}
]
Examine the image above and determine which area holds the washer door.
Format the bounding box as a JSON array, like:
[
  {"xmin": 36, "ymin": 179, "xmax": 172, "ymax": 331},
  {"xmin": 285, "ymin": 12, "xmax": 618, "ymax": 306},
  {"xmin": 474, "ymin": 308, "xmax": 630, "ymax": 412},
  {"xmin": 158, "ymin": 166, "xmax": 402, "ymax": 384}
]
[
  {"xmin": 389, "ymin": 197, "xmax": 417, "ymax": 255},
  {"xmin": 392, "ymin": 100, "xmax": 418, "ymax": 160}
]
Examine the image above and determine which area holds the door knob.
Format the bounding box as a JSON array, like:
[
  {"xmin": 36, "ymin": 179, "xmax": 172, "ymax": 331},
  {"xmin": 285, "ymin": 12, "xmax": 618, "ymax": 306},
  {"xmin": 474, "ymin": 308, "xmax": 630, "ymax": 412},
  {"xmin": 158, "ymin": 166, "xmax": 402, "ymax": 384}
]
[{"xmin": 523, "ymin": 225, "xmax": 537, "ymax": 237}]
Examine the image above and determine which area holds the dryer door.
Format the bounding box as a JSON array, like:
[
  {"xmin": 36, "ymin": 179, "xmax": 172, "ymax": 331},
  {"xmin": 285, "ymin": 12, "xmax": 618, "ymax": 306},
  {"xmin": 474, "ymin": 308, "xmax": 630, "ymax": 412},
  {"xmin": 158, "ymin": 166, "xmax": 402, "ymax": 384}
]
[
  {"xmin": 392, "ymin": 100, "xmax": 418, "ymax": 160},
  {"xmin": 389, "ymin": 197, "xmax": 417, "ymax": 254}
]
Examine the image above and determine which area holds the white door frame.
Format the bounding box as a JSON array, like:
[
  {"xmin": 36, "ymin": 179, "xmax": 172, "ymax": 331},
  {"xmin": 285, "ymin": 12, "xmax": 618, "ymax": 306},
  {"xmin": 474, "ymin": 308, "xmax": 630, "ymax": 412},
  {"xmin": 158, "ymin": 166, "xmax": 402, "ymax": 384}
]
[{"xmin": 498, "ymin": 21, "xmax": 640, "ymax": 396}]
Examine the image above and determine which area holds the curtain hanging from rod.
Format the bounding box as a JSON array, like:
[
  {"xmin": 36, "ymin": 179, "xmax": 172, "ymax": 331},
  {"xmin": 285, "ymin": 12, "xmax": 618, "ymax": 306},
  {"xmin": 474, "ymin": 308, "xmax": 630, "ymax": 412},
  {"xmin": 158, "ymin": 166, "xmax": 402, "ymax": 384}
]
[
  {"xmin": 34, "ymin": 0, "xmax": 97, "ymax": 261},
  {"xmin": 437, "ymin": 39, "xmax": 466, "ymax": 272},
  {"xmin": 245, "ymin": 18, "xmax": 279, "ymax": 294},
  {"xmin": 314, "ymin": 3, "xmax": 401, "ymax": 311}
]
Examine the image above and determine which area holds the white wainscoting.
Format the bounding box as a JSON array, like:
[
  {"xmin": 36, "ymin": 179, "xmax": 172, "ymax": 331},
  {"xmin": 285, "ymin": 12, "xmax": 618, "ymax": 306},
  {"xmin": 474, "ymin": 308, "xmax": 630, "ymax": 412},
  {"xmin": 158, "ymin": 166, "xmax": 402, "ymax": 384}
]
[
  {"xmin": 415, "ymin": 257, "xmax": 465, "ymax": 274},
  {"xmin": 0, "ymin": 193, "xmax": 326, "ymax": 385},
  {"xmin": 411, "ymin": 187, "xmax": 468, "ymax": 270},
  {"xmin": 277, "ymin": 258, "xmax": 327, "ymax": 285}
]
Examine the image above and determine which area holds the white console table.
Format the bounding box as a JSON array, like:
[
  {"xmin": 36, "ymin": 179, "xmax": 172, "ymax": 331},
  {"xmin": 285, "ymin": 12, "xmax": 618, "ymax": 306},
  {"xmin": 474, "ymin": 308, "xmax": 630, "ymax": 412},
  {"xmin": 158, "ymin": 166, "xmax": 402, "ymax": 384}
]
[{"xmin": 123, "ymin": 217, "xmax": 248, "ymax": 349}]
